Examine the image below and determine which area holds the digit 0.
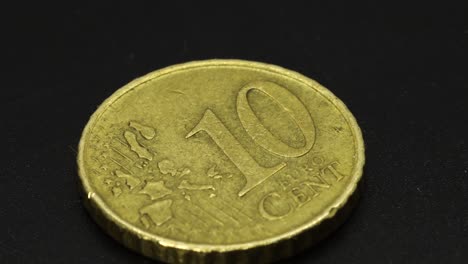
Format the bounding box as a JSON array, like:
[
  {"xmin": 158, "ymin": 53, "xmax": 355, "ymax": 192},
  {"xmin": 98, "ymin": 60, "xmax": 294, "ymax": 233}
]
[
  {"xmin": 186, "ymin": 81, "xmax": 315, "ymax": 196},
  {"xmin": 237, "ymin": 81, "xmax": 315, "ymax": 157}
]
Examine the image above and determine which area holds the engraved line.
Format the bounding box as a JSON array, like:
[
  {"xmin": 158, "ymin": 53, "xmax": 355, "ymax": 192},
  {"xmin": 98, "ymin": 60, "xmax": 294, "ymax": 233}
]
[
  {"xmin": 113, "ymin": 137, "xmax": 129, "ymax": 147},
  {"xmin": 218, "ymin": 199, "xmax": 255, "ymax": 222},
  {"xmin": 190, "ymin": 202, "xmax": 225, "ymax": 227},
  {"xmin": 186, "ymin": 211, "xmax": 210, "ymax": 228},
  {"xmin": 170, "ymin": 217, "xmax": 186, "ymax": 227},
  {"xmin": 255, "ymin": 225, "xmax": 274, "ymax": 236},
  {"xmin": 210, "ymin": 198, "xmax": 248, "ymax": 223},
  {"xmin": 182, "ymin": 206, "xmax": 211, "ymax": 228},
  {"xmin": 109, "ymin": 157, "xmax": 132, "ymax": 174},
  {"xmin": 111, "ymin": 138, "xmax": 140, "ymax": 163},
  {"xmin": 197, "ymin": 197, "xmax": 241, "ymax": 226},
  {"xmin": 190, "ymin": 202, "xmax": 225, "ymax": 226},
  {"xmin": 110, "ymin": 146, "xmax": 135, "ymax": 162}
]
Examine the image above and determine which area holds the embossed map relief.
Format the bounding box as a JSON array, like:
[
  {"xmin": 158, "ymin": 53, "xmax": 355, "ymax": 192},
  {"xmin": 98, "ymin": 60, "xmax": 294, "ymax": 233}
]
[{"xmin": 78, "ymin": 60, "xmax": 364, "ymax": 263}]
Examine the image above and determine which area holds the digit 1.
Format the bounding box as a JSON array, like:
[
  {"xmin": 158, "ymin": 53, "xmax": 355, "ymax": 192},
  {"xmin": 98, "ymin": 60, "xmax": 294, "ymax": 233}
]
[{"xmin": 186, "ymin": 109, "xmax": 286, "ymax": 197}]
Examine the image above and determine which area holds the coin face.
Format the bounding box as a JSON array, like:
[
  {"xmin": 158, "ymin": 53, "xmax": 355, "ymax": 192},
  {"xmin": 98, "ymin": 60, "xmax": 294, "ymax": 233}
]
[{"xmin": 78, "ymin": 60, "xmax": 364, "ymax": 263}]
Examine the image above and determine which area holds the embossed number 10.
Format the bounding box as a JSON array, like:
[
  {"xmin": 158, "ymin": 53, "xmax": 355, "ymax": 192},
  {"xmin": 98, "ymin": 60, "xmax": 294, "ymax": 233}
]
[{"xmin": 186, "ymin": 81, "xmax": 316, "ymax": 197}]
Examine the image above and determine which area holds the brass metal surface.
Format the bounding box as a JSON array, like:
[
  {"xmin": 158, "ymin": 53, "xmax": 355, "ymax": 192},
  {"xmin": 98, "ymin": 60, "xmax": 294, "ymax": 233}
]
[{"xmin": 77, "ymin": 60, "xmax": 365, "ymax": 263}]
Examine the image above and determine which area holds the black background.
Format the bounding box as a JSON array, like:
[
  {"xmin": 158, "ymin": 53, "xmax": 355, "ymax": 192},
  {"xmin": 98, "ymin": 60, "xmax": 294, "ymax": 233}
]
[{"xmin": 2, "ymin": 1, "xmax": 467, "ymax": 263}]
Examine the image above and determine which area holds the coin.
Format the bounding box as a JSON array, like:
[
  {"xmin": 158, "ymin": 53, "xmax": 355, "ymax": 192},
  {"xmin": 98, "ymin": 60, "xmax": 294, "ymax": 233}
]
[{"xmin": 77, "ymin": 60, "xmax": 365, "ymax": 263}]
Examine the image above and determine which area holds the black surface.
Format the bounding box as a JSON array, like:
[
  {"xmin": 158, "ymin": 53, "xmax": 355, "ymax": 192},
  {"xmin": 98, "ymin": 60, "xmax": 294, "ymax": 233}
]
[{"xmin": 2, "ymin": 1, "xmax": 467, "ymax": 263}]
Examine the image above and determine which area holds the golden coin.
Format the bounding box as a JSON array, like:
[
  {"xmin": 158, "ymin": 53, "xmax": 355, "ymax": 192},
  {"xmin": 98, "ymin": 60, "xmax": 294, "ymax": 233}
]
[{"xmin": 77, "ymin": 60, "xmax": 365, "ymax": 263}]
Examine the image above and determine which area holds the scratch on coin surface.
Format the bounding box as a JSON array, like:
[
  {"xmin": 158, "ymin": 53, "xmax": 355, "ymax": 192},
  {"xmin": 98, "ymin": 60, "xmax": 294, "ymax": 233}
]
[
  {"xmin": 178, "ymin": 180, "xmax": 215, "ymax": 191},
  {"xmin": 170, "ymin": 90, "xmax": 187, "ymax": 95}
]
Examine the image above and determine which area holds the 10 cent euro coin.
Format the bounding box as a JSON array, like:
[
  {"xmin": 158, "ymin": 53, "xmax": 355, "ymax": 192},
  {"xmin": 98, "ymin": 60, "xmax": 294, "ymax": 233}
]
[{"xmin": 77, "ymin": 60, "xmax": 365, "ymax": 263}]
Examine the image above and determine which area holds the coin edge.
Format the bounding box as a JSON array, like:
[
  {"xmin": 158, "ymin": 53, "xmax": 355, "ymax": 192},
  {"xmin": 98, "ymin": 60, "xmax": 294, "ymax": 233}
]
[{"xmin": 77, "ymin": 59, "xmax": 366, "ymax": 260}]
